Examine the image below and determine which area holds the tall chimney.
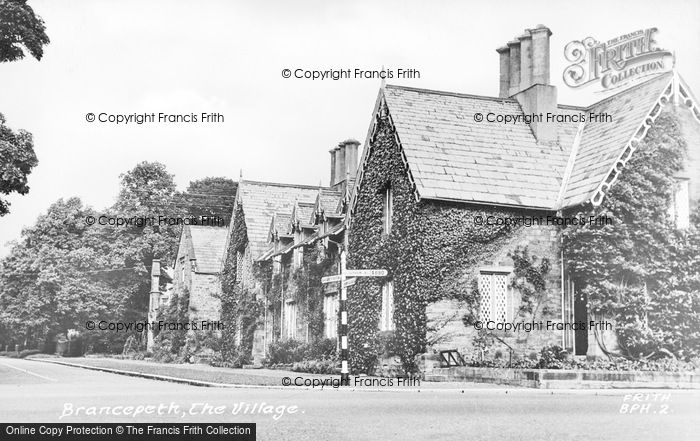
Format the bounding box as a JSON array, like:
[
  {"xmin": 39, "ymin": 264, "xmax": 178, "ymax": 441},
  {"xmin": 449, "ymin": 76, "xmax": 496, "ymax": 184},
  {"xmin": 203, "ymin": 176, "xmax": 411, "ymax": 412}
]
[
  {"xmin": 342, "ymin": 139, "xmax": 359, "ymax": 180},
  {"xmin": 518, "ymin": 32, "xmax": 533, "ymax": 90},
  {"xmin": 497, "ymin": 46, "xmax": 510, "ymax": 98},
  {"xmin": 530, "ymin": 24, "xmax": 551, "ymax": 85},
  {"xmin": 507, "ymin": 40, "xmax": 521, "ymax": 97},
  {"xmin": 497, "ymin": 25, "xmax": 557, "ymax": 144},
  {"xmin": 329, "ymin": 148, "xmax": 337, "ymax": 187},
  {"xmin": 334, "ymin": 144, "xmax": 345, "ymax": 186}
]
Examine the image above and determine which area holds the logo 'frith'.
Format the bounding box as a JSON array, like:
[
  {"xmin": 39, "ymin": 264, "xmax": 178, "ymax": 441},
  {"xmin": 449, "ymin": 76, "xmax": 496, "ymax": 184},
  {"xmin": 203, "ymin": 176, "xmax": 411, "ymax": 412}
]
[{"xmin": 563, "ymin": 28, "xmax": 672, "ymax": 91}]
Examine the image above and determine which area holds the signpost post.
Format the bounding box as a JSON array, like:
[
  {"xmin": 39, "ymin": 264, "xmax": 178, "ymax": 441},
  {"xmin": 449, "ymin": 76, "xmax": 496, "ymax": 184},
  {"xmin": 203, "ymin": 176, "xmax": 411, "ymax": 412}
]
[{"xmin": 322, "ymin": 251, "xmax": 387, "ymax": 385}]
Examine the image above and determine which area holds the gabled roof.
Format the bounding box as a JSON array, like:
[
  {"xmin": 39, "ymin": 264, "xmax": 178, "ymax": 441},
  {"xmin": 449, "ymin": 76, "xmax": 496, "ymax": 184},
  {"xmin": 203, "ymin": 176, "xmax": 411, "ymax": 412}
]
[
  {"xmin": 185, "ymin": 225, "xmax": 228, "ymax": 274},
  {"xmin": 269, "ymin": 212, "xmax": 292, "ymax": 241},
  {"xmin": 381, "ymin": 85, "xmax": 573, "ymax": 208},
  {"xmin": 561, "ymin": 73, "xmax": 675, "ymax": 207},
  {"xmin": 355, "ymin": 72, "xmax": 694, "ymax": 211},
  {"xmin": 293, "ymin": 201, "xmax": 316, "ymax": 229},
  {"xmin": 316, "ymin": 188, "xmax": 344, "ymax": 218},
  {"xmin": 235, "ymin": 180, "xmax": 319, "ymax": 259}
]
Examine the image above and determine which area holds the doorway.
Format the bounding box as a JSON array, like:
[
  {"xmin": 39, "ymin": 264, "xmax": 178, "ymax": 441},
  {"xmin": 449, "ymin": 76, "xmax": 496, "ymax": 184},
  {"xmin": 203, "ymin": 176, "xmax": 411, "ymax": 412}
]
[{"xmin": 573, "ymin": 291, "xmax": 588, "ymax": 355}]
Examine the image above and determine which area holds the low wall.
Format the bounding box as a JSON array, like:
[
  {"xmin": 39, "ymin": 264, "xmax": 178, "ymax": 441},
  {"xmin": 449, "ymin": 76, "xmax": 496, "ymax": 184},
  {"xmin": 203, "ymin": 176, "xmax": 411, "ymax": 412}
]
[{"xmin": 425, "ymin": 366, "xmax": 699, "ymax": 389}]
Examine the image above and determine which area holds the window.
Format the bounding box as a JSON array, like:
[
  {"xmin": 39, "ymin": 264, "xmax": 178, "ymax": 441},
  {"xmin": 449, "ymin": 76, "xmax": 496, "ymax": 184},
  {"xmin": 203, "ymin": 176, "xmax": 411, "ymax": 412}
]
[
  {"xmin": 382, "ymin": 186, "xmax": 393, "ymax": 234},
  {"xmin": 284, "ymin": 301, "xmax": 298, "ymax": 339},
  {"xmin": 668, "ymin": 178, "xmax": 690, "ymax": 229},
  {"xmin": 323, "ymin": 294, "xmax": 338, "ymax": 338},
  {"xmin": 478, "ymin": 271, "xmax": 509, "ymax": 323},
  {"xmin": 293, "ymin": 247, "xmax": 303, "ymax": 269},
  {"xmin": 380, "ymin": 281, "xmax": 394, "ymax": 331}
]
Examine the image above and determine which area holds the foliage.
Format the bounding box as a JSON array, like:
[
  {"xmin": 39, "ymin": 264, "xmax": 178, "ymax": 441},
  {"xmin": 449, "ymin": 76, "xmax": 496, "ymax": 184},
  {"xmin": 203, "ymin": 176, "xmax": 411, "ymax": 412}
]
[
  {"xmin": 0, "ymin": 161, "xmax": 185, "ymax": 353},
  {"xmin": 348, "ymin": 103, "xmax": 524, "ymax": 374},
  {"xmin": 219, "ymin": 204, "xmax": 261, "ymax": 365},
  {"xmin": 266, "ymin": 339, "xmax": 306, "ymax": 364},
  {"xmin": 0, "ymin": 0, "xmax": 50, "ymax": 62},
  {"xmin": 265, "ymin": 338, "xmax": 337, "ymax": 365},
  {"xmin": 176, "ymin": 177, "xmax": 237, "ymax": 225},
  {"xmin": 291, "ymin": 246, "xmax": 335, "ymax": 342},
  {"xmin": 0, "ymin": 113, "xmax": 38, "ymax": 216},
  {"xmin": 537, "ymin": 344, "xmax": 569, "ymax": 369},
  {"xmin": 377, "ymin": 331, "xmax": 399, "ymax": 357},
  {"xmin": 151, "ymin": 288, "xmax": 190, "ymax": 362},
  {"xmin": 291, "ymin": 359, "xmax": 339, "ymax": 374},
  {"xmin": 508, "ymin": 247, "xmax": 551, "ymax": 317},
  {"xmin": 563, "ymin": 111, "xmax": 700, "ymax": 360}
]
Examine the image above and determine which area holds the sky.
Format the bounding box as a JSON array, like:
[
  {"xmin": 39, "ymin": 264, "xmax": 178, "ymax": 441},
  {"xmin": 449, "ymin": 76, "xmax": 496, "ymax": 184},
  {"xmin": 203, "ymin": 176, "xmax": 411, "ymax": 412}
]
[{"xmin": 1, "ymin": 0, "xmax": 699, "ymax": 256}]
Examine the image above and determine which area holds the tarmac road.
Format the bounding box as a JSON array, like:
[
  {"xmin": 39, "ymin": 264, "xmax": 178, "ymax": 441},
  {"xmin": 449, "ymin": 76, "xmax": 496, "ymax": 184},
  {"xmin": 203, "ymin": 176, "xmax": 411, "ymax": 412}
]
[{"xmin": 1, "ymin": 357, "xmax": 699, "ymax": 441}]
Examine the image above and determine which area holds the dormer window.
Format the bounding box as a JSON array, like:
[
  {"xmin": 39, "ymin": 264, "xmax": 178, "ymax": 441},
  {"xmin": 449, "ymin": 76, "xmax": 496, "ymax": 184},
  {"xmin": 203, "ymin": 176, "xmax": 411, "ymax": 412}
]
[
  {"xmin": 668, "ymin": 178, "xmax": 690, "ymax": 229},
  {"xmin": 382, "ymin": 185, "xmax": 393, "ymax": 235}
]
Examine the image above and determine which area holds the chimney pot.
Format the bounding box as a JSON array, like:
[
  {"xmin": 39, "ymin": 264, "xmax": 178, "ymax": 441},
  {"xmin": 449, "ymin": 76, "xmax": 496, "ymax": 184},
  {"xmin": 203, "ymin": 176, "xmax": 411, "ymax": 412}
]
[
  {"xmin": 529, "ymin": 25, "xmax": 552, "ymax": 85},
  {"xmin": 507, "ymin": 40, "xmax": 521, "ymax": 97},
  {"xmin": 329, "ymin": 147, "xmax": 337, "ymax": 186},
  {"xmin": 496, "ymin": 46, "xmax": 510, "ymax": 98},
  {"xmin": 518, "ymin": 32, "xmax": 533, "ymax": 91}
]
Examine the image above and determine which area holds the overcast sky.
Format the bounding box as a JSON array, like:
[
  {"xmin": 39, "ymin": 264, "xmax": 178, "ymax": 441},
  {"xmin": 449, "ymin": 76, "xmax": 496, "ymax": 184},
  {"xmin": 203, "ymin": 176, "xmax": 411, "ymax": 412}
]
[{"xmin": 1, "ymin": 0, "xmax": 699, "ymax": 256}]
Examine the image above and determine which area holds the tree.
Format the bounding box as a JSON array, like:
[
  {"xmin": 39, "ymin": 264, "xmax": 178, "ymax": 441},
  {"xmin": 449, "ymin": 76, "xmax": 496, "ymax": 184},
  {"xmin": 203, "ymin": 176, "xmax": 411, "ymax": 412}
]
[
  {"xmin": 176, "ymin": 177, "xmax": 237, "ymax": 225},
  {"xmin": 0, "ymin": 0, "xmax": 50, "ymax": 62},
  {"xmin": 0, "ymin": 113, "xmax": 38, "ymax": 216}
]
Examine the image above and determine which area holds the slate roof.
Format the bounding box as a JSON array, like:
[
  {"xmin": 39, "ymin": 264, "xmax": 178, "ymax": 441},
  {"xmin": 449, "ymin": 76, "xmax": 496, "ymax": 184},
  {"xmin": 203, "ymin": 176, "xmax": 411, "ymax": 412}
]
[
  {"xmin": 379, "ymin": 72, "xmax": 677, "ymax": 209},
  {"xmin": 293, "ymin": 201, "xmax": 316, "ymax": 228},
  {"xmin": 561, "ymin": 73, "xmax": 674, "ymax": 207},
  {"xmin": 236, "ymin": 180, "xmax": 319, "ymax": 259},
  {"xmin": 186, "ymin": 225, "xmax": 228, "ymax": 274},
  {"xmin": 317, "ymin": 188, "xmax": 344, "ymax": 216}
]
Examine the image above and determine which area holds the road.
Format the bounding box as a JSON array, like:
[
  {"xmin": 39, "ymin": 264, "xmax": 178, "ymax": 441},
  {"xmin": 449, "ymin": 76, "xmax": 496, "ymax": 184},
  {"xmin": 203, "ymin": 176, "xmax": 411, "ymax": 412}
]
[{"xmin": 1, "ymin": 357, "xmax": 699, "ymax": 441}]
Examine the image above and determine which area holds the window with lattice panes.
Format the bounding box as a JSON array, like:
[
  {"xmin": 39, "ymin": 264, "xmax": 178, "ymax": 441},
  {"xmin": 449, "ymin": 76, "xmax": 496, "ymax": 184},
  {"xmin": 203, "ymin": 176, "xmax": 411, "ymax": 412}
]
[{"xmin": 478, "ymin": 271, "xmax": 510, "ymax": 323}]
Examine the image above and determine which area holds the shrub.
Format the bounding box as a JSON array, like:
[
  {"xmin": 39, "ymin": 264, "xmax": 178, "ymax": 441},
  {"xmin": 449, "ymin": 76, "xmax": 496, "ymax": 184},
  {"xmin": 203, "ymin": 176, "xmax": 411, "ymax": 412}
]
[
  {"xmin": 377, "ymin": 331, "xmax": 399, "ymax": 358},
  {"xmin": 18, "ymin": 349, "xmax": 41, "ymax": 358},
  {"xmin": 537, "ymin": 344, "xmax": 569, "ymax": 369},
  {"xmin": 266, "ymin": 339, "xmax": 306, "ymax": 364},
  {"xmin": 292, "ymin": 359, "xmax": 339, "ymax": 374},
  {"xmin": 305, "ymin": 338, "xmax": 337, "ymax": 360},
  {"xmin": 266, "ymin": 338, "xmax": 339, "ymax": 365}
]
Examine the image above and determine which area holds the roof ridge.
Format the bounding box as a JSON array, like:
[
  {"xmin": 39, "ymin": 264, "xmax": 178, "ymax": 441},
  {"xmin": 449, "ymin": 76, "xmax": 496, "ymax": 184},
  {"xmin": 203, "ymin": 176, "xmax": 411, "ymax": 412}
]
[
  {"xmin": 387, "ymin": 72, "xmax": 673, "ymax": 110},
  {"xmin": 578, "ymin": 72, "xmax": 673, "ymax": 110},
  {"xmin": 384, "ymin": 84, "xmax": 516, "ymax": 103},
  {"xmin": 241, "ymin": 179, "xmax": 329, "ymax": 190}
]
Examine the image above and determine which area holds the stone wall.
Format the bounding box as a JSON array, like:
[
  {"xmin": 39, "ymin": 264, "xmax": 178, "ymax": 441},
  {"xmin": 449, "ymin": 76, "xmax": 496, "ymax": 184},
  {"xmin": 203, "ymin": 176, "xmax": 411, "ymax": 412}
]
[{"xmin": 427, "ymin": 219, "xmax": 563, "ymax": 360}]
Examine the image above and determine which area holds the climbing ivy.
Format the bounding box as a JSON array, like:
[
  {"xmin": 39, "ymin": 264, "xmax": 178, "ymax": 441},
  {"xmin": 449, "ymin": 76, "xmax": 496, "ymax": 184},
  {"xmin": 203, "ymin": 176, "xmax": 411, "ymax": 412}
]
[
  {"xmin": 563, "ymin": 111, "xmax": 700, "ymax": 360},
  {"xmin": 291, "ymin": 244, "xmax": 335, "ymax": 342},
  {"xmin": 509, "ymin": 247, "xmax": 551, "ymax": 318},
  {"xmin": 348, "ymin": 105, "xmax": 531, "ymax": 374},
  {"xmin": 220, "ymin": 204, "xmax": 262, "ymax": 366}
]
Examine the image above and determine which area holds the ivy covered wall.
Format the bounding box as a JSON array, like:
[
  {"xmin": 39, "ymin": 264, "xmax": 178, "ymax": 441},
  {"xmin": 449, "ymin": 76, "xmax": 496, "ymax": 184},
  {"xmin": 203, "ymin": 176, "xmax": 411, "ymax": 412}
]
[
  {"xmin": 347, "ymin": 103, "xmax": 564, "ymax": 374},
  {"xmin": 563, "ymin": 109, "xmax": 700, "ymax": 361},
  {"xmin": 220, "ymin": 203, "xmax": 261, "ymax": 366}
]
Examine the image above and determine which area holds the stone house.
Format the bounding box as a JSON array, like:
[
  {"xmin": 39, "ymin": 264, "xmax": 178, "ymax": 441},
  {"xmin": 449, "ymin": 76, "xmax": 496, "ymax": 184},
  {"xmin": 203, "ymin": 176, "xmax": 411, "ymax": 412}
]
[
  {"xmin": 223, "ymin": 140, "xmax": 358, "ymax": 364},
  {"xmin": 171, "ymin": 225, "xmax": 228, "ymax": 323},
  {"xmin": 347, "ymin": 24, "xmax": 700, "ymax": 370}
]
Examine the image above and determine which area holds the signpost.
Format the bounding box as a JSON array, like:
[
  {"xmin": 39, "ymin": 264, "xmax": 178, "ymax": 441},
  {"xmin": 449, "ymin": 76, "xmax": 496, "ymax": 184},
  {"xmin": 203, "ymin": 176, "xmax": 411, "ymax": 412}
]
[{"xmin": 322, "ymin": 251, "xmax": 387, "ymax": 385}]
